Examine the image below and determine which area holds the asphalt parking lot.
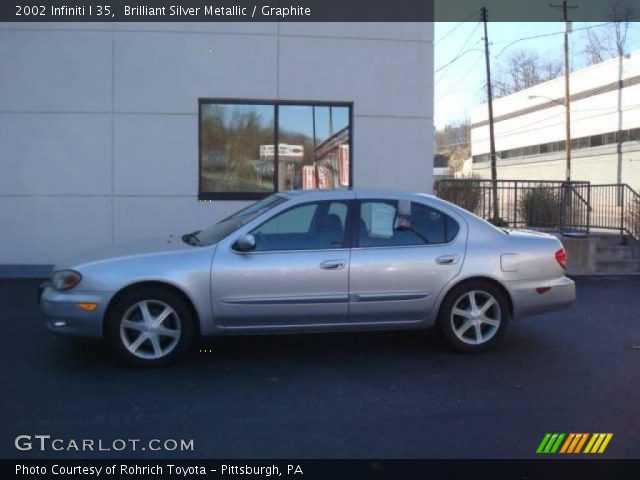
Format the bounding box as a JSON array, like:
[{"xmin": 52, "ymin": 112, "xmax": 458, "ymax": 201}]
[{"xmin": 1, "ymin": 276, "xmax": 639, "ymax": 459}]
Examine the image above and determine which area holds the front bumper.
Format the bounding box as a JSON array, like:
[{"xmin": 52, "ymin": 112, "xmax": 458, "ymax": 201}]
[
  {"xmin": 507, "ymin": 276, "xmax": 576, "ymax": 319},
  {"xmin": 40, "ymin": 283, "xmax": 112, "ymax": 337}
]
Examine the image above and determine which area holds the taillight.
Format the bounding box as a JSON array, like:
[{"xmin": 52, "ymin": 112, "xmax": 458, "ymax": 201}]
[{"xmin": 555, "ymin": 248, "xmax": 567, "ymax": 269}]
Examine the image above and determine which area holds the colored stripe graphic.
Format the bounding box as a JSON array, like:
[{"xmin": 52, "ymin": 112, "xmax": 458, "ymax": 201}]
[
  {"xmin": 536, "ymin": 434, "xmax": 552, "ymax": 454},
  {"xmin": 574, "ymin": 433, "xmax": 589, "ymax": 453},
  {"xmin": 598, "ymin": 433, "xmax": 613, "ymax": 453},
  {"xmin": 559, "ymin": 433, "xmax": 575, "ymax": 453},
  {"xmin": 538, "ymin": 433, "xmax": 613, "ymax": 454},
  {"xmin": 584, "ymin": 434, "xmax": 599, "ymax": 453},
  {"xmin": 537, "ymin": 433, "xmax": 565, "ymax": 453},
  {"xmin": 567, "ymin": 433, "xmax": 583, "ymax": 453},
  {"xmin": 536, "ymin": 433, "xmax": 551, "ymax": 453},
  {"xmin": 550, "ymin": 433, "xmax": 565, "ymax": 453},
  {"xmin": 584, "ymin": 433, "xmax": 613, "ymax": 454},
  {"xmin": 544, "ymin": 434, "xmax": 559, "ymax": 453}
]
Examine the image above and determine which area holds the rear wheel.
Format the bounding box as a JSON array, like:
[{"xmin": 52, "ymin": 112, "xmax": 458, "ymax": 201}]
[
  {"xmin": 437, "ymin": 281, "xmax": 510, "ymax": 352},
  {"xmin": 106, "ymin": 287, "xmax": 195, "ymax": 366}
]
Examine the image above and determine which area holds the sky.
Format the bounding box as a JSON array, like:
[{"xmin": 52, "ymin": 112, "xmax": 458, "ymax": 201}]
[
  {"xmin": 434, "ymin": 21, "xmax": 640, "ymax": 128},
  {"xmin": 279, "ymin": 105, "xmax": 349, "ymax": 143}
]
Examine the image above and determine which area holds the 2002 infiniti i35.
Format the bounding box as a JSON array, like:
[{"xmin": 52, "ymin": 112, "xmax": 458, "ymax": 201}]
[{"xmin": 40, "ymin": 190, "xmax": 575, "ymax": 366}]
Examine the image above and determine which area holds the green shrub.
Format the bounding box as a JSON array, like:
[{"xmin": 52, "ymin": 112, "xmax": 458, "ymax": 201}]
[
  {"xmin": 488, "ymin": 217, "xmax": 509, "ymax": 227},
  {"xmin": 519, "ymin": 188, "xmax": 561, "ymax": 228},
  {"xmin": 434, "ymin": 176, "xmax": 484, "ymax": 215}
]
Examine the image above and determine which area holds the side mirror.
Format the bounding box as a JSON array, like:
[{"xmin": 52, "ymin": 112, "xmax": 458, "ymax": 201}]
[{"xmin": 234, "ymin": 234, "xmax": 256, "ymax": 252}]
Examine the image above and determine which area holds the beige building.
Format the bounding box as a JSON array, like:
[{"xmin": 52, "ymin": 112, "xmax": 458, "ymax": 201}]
[{"xmin": 471, "ymin": 50, "xmax": 640, "ymax": 192}]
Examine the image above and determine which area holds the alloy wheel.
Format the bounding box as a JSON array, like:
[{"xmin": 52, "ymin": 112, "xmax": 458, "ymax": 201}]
[
  {"xmin": 119, "ymin": 300, "xmax": 182, "ymax": 360},
  {"xmin": 450, "ymin": 290, "xmax": 501, "ymax": 345}
]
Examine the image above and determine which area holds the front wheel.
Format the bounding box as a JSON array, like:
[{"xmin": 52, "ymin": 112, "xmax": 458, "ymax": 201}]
[
  {"xmin": 105, "ymin": 288, "xmax": 195, "ymax": 366},
  {"xmin": 437, "ymin": 281, "xmax": 510, "ymax": 353}
]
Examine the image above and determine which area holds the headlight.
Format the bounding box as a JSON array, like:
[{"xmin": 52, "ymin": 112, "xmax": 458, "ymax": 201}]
[{"xmin": 51, "ymin": 270, "xmax": 82, "ymax": 291}]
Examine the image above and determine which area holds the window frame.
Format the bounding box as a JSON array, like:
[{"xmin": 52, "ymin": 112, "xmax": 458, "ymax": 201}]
[
  {"xmin": 198, "ymin": 98, "xmax": 354, "ymax": 201},
  {"xmin": 353, "ymin": 199, "xmax": 460, "ymax": 249}
]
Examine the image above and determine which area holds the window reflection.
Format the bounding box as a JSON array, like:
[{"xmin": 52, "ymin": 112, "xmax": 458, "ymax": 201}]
[
  {"xmin": 200, "ymin": 103, "xmax": 275, "ymax": 193},
  {"xmin": 199, "ymin": 101, "xmax": 351, "ymax": 199},
  {"xmin": 278, "ymin": 105, "xmax": 350, "ymax": 190}
]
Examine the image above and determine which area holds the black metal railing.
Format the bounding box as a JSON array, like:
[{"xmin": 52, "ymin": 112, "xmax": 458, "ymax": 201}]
[
  {"xmin": 434, "ymin": 179, "xmax": 640, "ymax": 242},
  {"xmin": 589, "ymin": 184, "xmax": 640, "ymax": 240}
]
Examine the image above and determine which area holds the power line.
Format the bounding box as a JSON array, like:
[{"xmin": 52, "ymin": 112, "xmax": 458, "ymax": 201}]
[
  {"xmin": 493, "ymin": 18, "xmax": 640, "ymax": 60},
  {"xmin": 440, "ymin": 52, "xmax": 485, "ymax": 97},
  {"xmin": 434, "ymin": 22, "xmax": 481, "ymax": 76},
  {"xmin": 434, "ymin": 10, "xmax": 480, "ymax": 45},
  {"xmin": 436, "ymin": 19, "xmax": 640, "ymax": 132}
]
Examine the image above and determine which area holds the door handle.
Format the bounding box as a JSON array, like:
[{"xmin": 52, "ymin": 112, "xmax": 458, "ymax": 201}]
[
  {"xmin": 436, "ymin": 255, "xmax": 459, "ymax": 265},
  {"xmin": 320, "ymin": 260, "xmax": 346, "ymax": 270}
]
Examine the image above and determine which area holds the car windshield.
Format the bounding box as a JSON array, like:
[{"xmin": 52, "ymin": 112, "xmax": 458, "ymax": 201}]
[{"xmin": 186, "ymin": 194, "xmax": 287, "ymax": 246}]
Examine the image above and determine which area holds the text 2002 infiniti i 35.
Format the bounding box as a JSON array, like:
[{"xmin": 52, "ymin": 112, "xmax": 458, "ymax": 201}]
[{"xmin": 40, "ymin": 190, "xmax": 575, "ymax": 366}]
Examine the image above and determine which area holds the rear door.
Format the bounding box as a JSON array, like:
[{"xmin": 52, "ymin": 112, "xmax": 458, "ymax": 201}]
[{"xmin": 348, "ymin": 196, "xmax": 467, "ymax": 324}]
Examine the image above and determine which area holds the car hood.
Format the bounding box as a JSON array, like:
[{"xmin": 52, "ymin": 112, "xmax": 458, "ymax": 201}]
[{"xmin": 56, "ymin": 235, "xmax": 198, "ymax": 270}]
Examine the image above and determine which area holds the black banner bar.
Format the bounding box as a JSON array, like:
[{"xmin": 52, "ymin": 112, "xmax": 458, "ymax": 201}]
[
  {"xmin": 1, "ymin": 0, "xmax": 637, "ymax": 22},
  {"xmin": 4, "ymin": 460, "xmax": 640, "ymax": 480},
  {"xmin": 2, "ymin": 1, "xmax": 434, "ymax": 22}
]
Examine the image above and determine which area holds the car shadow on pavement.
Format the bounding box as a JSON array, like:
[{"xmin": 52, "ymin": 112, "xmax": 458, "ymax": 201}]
[
  {"xmin": 47, "ymin": 327, "xmax": 457, "ymax": 369},
  {"xmin": 47, "ymin": 322, "xmax": 553, "ymax": 376}
]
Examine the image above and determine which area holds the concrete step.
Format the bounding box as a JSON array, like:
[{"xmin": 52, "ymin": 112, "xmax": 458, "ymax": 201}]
[
  {"xmin": 592, "ymin": 233, "xmax": 627, "ymax": 247},
  {"xmin": 596, "ymin": 245, "xmax": 638, "ymax": 260},
  {"xmin": 595, "ymin": 259, "xmax": 640, "ymax": 274}
]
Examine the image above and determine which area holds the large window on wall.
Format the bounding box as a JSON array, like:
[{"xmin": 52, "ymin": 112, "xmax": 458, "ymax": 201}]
[{"xmin": 199, "ymin": 99, "xmax": 353, "ymax": 200}]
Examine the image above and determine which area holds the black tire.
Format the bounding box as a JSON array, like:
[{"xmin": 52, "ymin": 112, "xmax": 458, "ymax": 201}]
[
  {"xmin": 437, "ymin": 280, "xmax": 510, "ymax": 353},
  {"xmin": 105, "ymin": 287, "xmax": 195, "ymax": 367}
]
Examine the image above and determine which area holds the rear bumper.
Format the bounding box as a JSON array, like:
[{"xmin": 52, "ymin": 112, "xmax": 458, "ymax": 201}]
[
  {"xmin": 507, "ymin": 276, "xmax": 576, "ymax": 319},
  {"xmin": 40, "ymin": 283, "xmax": 111, "ymax": 337}
]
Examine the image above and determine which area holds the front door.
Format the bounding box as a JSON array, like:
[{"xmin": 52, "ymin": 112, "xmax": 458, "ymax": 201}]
[
  {"xmin": 212, "ymin": 199, "xmax": 353, "ymax": 328},
  {"xmin": 348, "ymin": 197, "xmax": 466, "ymax": 324}
]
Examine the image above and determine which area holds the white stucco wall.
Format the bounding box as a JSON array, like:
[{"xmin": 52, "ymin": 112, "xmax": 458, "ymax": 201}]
[
  {"xmin": 0, "ymin": 22, "xmax": 434, "ymax": 266},
  {"xmin": 472, "ymin": 143, "xmax": 640, "ymax": 193}
]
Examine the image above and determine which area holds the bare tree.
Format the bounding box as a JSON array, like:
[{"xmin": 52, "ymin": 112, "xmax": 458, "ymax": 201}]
[
  {"xmin": 492, "ymin": 49, "xmax": 563, "ymax": 98},
  {"xmin": 582, "ymin": 0, "xmax": 635, "ymax": 65},
  {"xmin": 447, "ymin": 146, "xmax": 470, "ymax": 176},
  {"xmin": 434, "ymin": 120, "xmax": 471, "ymax": 176},
  {"xmin": 435, "ymin": 120, "xmax": 470, "ymax": 152}
]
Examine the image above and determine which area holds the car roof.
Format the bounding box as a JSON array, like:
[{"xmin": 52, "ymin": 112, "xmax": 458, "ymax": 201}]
[{"xmin": 280, "ymin": 189, "xmax": 437, "ymax": 201}]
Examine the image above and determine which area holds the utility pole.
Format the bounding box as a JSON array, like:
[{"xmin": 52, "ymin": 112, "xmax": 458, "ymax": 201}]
[
  {"xmin": 481, "ymin": 7, "xmax": 499, "ymax": 222},
  {"xmin": 550, "ymin": 0, "xmax": 577, "ymax": 182}
]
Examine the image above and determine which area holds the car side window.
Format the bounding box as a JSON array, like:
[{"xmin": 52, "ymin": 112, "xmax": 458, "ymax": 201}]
[
  {"xmin": 411, "ymin": 202, "xmax": 460, "ymax": 244},
  {"xmin": 251, "ymin": 201, "xmax": 349, "ymax": 251},
  {"xmin": 358, "ymin": 200, "xmax": 459, "ymax": 247}
]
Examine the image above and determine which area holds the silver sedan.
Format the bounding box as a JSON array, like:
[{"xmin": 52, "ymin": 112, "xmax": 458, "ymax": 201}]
[{"xmin": 40, "ymin": 190, "xmax": 575, "ymax": 366}]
